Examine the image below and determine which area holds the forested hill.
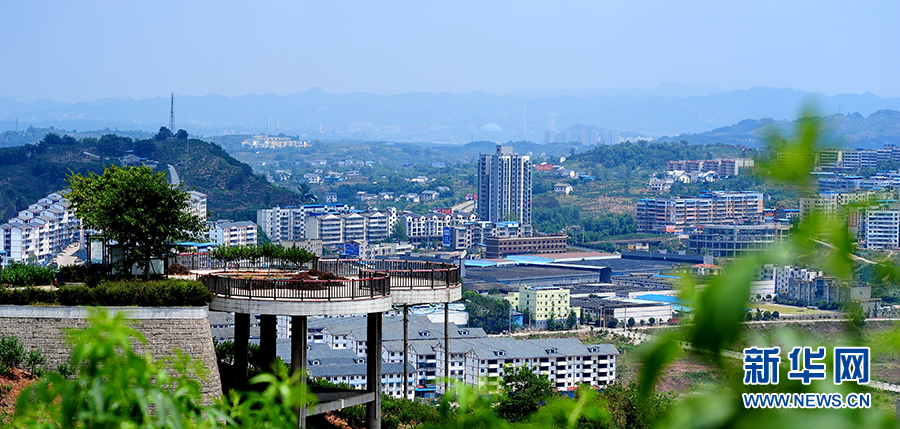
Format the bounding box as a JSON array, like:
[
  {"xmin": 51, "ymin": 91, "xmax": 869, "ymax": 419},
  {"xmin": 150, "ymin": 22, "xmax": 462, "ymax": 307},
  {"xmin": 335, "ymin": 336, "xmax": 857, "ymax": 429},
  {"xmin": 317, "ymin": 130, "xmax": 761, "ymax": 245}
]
[
  {"xmin": 568, "ymin": 140, "xmax": 745, "ymax": 171},
  {"xmin": 0, "ymin": 133, "xmax": 300, "ymax": 222}
]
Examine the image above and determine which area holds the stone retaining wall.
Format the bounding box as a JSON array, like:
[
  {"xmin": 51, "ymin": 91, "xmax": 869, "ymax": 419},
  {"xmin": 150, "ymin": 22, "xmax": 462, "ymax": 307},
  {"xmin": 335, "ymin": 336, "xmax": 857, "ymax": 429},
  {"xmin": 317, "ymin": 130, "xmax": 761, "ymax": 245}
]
[{"xmin": 0, "ymin": 306, "xmax": 222, "ymax": 401}]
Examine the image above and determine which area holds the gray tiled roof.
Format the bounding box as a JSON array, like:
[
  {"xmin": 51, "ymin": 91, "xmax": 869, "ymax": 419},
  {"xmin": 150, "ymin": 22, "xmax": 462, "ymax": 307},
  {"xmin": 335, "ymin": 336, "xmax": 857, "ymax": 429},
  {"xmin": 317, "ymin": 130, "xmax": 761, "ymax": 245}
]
[{"xmin": 438, "ymin": 337, "xmax": 619, "ymax": 359}]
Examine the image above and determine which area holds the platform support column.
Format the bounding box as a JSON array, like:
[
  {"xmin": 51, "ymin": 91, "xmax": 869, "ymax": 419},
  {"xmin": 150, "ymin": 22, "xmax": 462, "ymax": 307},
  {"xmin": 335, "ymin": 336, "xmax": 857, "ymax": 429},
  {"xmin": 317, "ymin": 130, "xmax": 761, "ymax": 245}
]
[
  {"xmin": 366, "ymin": 312, "xmax": 383, "ymax": 429},
  {"xmin": 444, "ymin": 302, "xmax": 450, "ymax": 395},
  {"xmin": 234, "ymin": 312, "xmax": 250, "ymax": 385},
  {"xmin": 260, "ymin": 314, "xmax": 277, "ymax": 369},
  {"xmin": 291, "ymin": 315, "xmax": 308, "ymax": 428},
  {"xmin": 403, "ymin": 305, "xmax": 409, "ymax": 399}
]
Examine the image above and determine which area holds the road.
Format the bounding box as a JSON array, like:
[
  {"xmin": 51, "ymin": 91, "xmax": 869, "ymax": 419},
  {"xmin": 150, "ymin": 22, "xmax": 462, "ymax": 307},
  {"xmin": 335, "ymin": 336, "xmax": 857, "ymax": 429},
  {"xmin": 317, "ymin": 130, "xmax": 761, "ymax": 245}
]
[
  {"xmin": 451, "ymin": 200, "xmax": 475, "ymax": 213},
  {"xmin": 168, "ymin": 164, "xmax": 180, "ymax": 186}
]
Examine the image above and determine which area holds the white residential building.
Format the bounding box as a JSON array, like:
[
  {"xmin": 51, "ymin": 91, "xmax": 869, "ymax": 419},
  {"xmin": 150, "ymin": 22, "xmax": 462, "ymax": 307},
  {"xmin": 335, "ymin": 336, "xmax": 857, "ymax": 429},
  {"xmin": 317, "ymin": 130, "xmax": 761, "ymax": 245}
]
[
  {"xmin": 304, "ymin": 211, "xmax": 391, "ymax": 245},
  {"xmin": 0, "ymin": 191, "xmax": 81, "ymax": 264},
  {"xmin": 210, "ymin": 220, "xmax": 258, "ymax": 246},
  {"xmin": 451, "ymin": 337, "xmax": 618, "ymax": 395},
  {"xmin": 257, "ymin": 204, "xmax": 350, "ymax": 242},
  {"xmin": 187, "ymin": 191, "xmax": 208, "ymax": 220},
  {"xmin": 864, "ymin": 210, "xmax": 900, "ymax": 249},
  {"xmin": 477, "ymin": 144, "xmax": 532, "ymax": 226},
  {"xmin": 773, "ymin": 266, "xmax": 824, "ymax": 294}
]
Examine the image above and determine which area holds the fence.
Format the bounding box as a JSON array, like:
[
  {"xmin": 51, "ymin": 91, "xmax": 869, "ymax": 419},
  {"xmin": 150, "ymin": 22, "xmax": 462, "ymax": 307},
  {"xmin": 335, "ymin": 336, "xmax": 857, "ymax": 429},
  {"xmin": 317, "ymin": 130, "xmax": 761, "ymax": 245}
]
[
  {"xmin": 317, "ymin": 259, "xmax": 460, "ymax": 289},
  {"xmin": 205, "ymin": 272, "xmax": 390, "ymax": 301},
  {"xmin": 200, "ymin": 258, "xmax": 460, "ymax": 302}
]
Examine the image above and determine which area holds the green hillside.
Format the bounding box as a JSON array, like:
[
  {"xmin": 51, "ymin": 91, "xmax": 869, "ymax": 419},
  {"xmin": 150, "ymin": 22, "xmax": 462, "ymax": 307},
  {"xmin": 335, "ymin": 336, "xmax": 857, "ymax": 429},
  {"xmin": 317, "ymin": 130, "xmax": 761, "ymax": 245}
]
[{"xmin": 0, "ymin": 133, "xmax": 301, "ymax": 222}]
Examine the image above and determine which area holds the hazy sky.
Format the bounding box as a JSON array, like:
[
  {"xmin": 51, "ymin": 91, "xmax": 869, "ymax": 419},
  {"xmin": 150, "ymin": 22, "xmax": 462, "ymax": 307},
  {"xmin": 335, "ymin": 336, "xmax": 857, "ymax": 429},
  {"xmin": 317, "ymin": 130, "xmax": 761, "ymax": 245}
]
[{"xmin": 1, "ymin": 1, "xmax": 897, "ymax": 102}]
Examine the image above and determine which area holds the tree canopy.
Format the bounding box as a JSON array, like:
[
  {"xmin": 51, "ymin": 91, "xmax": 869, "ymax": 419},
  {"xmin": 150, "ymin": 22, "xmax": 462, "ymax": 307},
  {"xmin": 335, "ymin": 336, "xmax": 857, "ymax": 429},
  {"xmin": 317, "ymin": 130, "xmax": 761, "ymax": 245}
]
[
  {"xmin": 67, "ymin": 165, "xmax": 206, "ymax": 277},
  {"xmin": 462, "ymin": 291, "xmax": 512, "ymax": 334},
  {"xmin": 495, "ymin": 365, "xmax": 555, "ymax": 421}
]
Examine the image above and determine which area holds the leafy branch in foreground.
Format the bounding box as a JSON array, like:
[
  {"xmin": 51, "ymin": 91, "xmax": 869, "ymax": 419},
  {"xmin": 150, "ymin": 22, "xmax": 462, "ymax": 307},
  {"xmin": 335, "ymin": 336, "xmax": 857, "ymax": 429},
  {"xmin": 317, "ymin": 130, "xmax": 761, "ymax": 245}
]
[
  {"xmin": 634, "ymin": 111, "xmax": 899, "ymax": 428},
  {"xmin": 12, "ymin": 308, "xmax": 314, "ymax": 429}
]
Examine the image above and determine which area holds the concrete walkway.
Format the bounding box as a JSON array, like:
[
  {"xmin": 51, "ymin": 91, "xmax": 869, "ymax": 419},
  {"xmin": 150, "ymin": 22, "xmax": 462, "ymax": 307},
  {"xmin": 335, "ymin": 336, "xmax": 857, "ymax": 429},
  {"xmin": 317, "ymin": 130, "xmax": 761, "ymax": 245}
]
[{"xmin": 51, "ymin": 242, "xmax": 82, "ymax": 266}]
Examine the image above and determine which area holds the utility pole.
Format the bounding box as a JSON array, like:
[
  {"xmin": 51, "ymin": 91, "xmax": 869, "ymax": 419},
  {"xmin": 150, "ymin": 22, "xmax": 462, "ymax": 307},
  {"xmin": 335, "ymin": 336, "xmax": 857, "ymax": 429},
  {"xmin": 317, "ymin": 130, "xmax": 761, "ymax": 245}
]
[{"xmin": 169, "ymin": 93, "xmax": 175, "ymax": 135}]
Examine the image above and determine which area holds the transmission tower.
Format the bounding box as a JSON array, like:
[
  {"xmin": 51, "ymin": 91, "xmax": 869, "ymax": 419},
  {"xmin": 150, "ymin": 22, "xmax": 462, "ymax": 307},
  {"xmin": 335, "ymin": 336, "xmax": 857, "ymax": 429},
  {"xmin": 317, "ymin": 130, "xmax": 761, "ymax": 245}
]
[{"xmin": 169, "ymin": 93, "xmax": 175, "ymax": 135}]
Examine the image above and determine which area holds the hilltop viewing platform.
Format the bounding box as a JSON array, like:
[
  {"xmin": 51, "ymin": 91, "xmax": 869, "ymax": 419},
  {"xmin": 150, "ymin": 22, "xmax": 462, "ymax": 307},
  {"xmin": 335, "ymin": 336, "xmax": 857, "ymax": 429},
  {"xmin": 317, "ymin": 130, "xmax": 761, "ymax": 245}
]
[
  {"xmin": 173, "ymin": 255, "xmax": 462, "ymax": 428},
  {"xmin": 174, "ymin": 257, "xmax": 463, "ymax": 311}
]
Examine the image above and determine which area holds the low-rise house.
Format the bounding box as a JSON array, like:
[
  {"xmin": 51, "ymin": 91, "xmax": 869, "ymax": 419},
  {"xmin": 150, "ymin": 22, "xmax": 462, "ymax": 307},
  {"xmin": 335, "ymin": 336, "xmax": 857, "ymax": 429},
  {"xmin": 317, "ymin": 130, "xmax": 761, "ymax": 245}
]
[{"xmin": 554, "ymin": 183, "xmax": 573, "ymax": 194}]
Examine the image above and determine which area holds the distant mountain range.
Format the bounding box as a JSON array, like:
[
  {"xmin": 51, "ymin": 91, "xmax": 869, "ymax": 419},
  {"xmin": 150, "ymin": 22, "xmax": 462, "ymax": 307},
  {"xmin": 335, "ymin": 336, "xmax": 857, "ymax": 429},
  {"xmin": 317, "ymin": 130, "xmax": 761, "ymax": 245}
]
[
  {"xmin": 658, "ymin": 110, "xmax": 900, "ymax": 148},
  {"xmin": 0, "ymin": 86, "xmax": 898, "ymax": 144}
]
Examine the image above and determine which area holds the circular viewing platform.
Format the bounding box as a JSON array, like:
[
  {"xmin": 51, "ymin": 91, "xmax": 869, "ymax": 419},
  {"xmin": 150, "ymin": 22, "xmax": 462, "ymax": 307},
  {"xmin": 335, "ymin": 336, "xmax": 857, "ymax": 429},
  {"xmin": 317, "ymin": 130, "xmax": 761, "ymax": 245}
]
[{"xmin": 197, "ymin": 259, "xmax": 462, "ymax": 315}]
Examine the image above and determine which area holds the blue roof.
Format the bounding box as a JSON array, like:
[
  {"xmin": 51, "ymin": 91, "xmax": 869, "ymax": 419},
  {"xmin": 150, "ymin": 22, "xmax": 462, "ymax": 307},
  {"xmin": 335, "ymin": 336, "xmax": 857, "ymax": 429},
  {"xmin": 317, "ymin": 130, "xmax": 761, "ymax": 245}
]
[
  {"xmin": 504, "ymin": 255, "xmax": 553, "ymax": 264},
  {"xmin": 176, "ymin": 241, "xmax": 219, "ymax": 248},
  {"xmin": 653, "ymin": 274, "xmax": 681, "ymax": 279},
  {"xmin": 637, "ymin": 294, "xmax": 682, "ymax": 304},
  {"xmin": 465, "ymin": 260, "xmax": 498, "ymax": 267}
]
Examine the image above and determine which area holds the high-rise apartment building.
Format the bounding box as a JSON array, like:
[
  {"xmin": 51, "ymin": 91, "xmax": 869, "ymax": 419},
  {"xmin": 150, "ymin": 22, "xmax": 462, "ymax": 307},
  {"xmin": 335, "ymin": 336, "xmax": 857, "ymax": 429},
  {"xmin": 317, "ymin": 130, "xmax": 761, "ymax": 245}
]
[
  {"xmin": 636, "ymin": 191, "xmax": 764, "ymax": 233},
  {"xmin": 477, "ymin": 144, "xmax": 532, "ymax": 227}
]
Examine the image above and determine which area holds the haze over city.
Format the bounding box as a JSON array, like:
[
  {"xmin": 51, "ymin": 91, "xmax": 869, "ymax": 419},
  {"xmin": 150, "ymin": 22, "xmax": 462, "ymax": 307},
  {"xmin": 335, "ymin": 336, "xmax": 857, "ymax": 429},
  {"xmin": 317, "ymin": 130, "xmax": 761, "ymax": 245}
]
[{"xmin": 1, "ymin": 1, "xmax": 897, "ymax": 102}]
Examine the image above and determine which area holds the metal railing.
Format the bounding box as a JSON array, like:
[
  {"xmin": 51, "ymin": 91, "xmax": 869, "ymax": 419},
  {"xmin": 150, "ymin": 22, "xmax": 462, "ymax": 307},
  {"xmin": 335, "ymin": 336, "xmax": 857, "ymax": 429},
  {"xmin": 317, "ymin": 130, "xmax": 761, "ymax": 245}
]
[
  {"xmin": 318, "ymin": 259, "xmax": 460, "ymax": 290},
  {"xmin": 205, "ymin": 272, "xmax": 390, "ymax": 301},
  {"xmin": 201, "ymin": 258, "xmax": 460, "ymax": 302}
]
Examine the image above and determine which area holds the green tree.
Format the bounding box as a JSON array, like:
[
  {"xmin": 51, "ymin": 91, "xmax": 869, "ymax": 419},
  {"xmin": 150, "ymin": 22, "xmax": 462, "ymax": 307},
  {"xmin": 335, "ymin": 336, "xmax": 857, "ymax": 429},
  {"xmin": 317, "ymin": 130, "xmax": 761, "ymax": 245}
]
[
  {"xmin": 607, "ymin": 317, "xmax": 618, "ymax": 328},
  {"xmin": 495, "ymin": 365, "xmax": 554, "ymax": 422},
  {"xmin": 546, "ymin": 308, "xmax": 558, "ymax": 331},
  {"xmin": 67, "ymin": 165, "xmax": 206, "ymax": 278},
  {"xmin": 565, "ymin": 309, "xmax": 578, "ymax": 330},
  {"xmin": 627, "ymin": 317, "xmax": 636, "ymax": 328},
  {"xmin": 463, "ymin": 291, "xmax": 512, "ymax": 334},
  {"xmin": 391, "ymin": 221, "xmax": 408, "ymax": 242},
  {"xmin": 175, "ymin": 129, "xmax": 189, "ymax": 139},
  {"xmin": 155, "ymin": 126, "xmax": 173, "ymax": 141},
  {"xmin": 599, "ymin": 383, "xmax": 673, "ymax": 429}
]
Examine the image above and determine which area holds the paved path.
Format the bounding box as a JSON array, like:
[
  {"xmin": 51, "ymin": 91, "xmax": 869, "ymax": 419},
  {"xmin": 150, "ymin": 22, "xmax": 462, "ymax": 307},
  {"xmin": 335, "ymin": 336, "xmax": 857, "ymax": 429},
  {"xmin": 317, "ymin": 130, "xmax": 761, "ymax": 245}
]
[{"xmin": 51, "ymin": 242, "xmax": 82, "ymax": 266}]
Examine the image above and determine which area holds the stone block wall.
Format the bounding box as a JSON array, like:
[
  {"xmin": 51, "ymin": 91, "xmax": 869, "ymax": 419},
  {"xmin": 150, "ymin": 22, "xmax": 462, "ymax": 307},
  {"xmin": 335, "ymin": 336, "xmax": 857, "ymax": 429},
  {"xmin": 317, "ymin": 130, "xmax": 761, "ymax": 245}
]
[{"xmin": 0, "ymin": 306, "xmax": 222, "ymax": 401}]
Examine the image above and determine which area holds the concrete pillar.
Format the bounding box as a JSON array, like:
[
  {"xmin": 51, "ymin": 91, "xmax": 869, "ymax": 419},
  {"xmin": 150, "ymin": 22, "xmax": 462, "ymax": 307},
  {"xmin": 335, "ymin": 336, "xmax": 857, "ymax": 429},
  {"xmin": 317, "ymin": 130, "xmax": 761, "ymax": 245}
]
[
  {"xmin": 366, "ymin": 312, "xmax": 382, "ymax": 429},
  {"xmin": 260, "ymin": 314, "xmax": 277, "ymax": 370},
  {"xmin": 291, "ymin": 315, "xmax": 308, "ymax": 428},
  {"xmin": 444, "ymin": 302, "xmax": 450, "ymax": 394},
  {"xmin": 291, "ymin": 315, "xmax": 308, "ymax": 374},
  {"xmin": 403, "ymin": 305, "xmax": 409, "ymax": 400},
  {"xmin": 234, "ymin": 312, "xmax": 250, "ymax": 384}
]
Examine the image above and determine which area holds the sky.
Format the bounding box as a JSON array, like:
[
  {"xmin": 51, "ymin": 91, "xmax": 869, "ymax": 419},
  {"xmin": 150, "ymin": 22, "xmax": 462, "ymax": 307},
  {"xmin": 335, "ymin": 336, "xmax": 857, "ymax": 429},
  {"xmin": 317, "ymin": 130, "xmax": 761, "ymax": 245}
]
[{"xmin": 1, "ymin": 0, "xmax": 898, "ymax": 103}]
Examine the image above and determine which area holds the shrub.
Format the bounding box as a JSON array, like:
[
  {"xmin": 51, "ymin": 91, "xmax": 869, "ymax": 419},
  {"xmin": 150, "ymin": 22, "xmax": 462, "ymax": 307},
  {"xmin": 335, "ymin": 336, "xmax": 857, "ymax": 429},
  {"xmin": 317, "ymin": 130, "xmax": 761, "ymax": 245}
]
[
  {"xmin": 25, "ymin": 350, "xmax": 45, "ymax": 377},
  {"xmin": 0, "ymin": 336, "xmax": 25, "ymax": 375},
  {"xmin": 56, "ymin": 362, "xmax": 75, "ymax": 379},
  {"xmin": 0, "ymin": 286, "xmax": 58, "ymax": 305},
  {"xmin": 0, "ymin": 262, "xmax": 56, "ymax": 286},
  {"xmin": 0, "ymin": 279, "xmax": 213, "ymax": 307}
]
